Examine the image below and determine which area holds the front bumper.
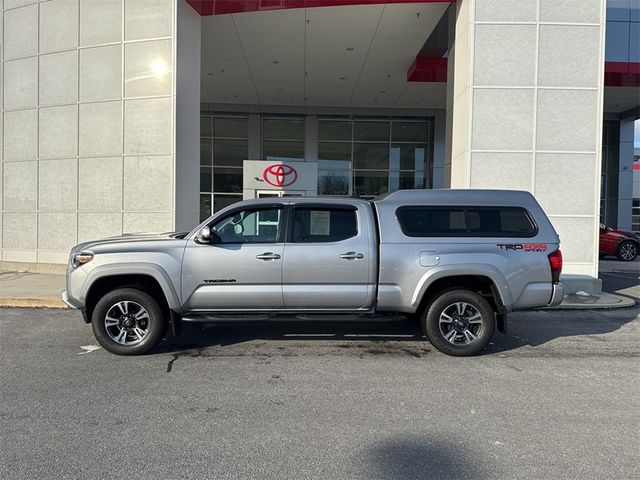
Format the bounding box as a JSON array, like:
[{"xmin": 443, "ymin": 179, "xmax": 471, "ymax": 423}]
[
  {"xmin": 61, "ymin": 290, "xmax": 79, "ymax": 309},
  {"xmin": 548, "ymin": 283, "xmax": 564, "ymax": 307}
]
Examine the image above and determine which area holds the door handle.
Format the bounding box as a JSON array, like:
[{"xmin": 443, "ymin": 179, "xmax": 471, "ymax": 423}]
[
  {"xmin": 256, "ymin": 252, "xmax": 281, "ymax": 260},
  {"xmin": 339, "ymin": 252, "xmax": 364, "ymax": 260}
]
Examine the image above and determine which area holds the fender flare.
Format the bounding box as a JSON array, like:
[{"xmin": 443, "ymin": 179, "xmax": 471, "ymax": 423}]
[
  {"xmin": 81, "ymin": 263, "xmax": 181, "ymax": 311},
  {"xmin": 410, "ymin": 264, "xmax": 514, "ymax": 312}
]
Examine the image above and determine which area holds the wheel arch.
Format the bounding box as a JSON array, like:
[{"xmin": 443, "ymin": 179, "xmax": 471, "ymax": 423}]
[
  {"xmin": 413, "ymin": 267, "xmax": 512, "ymax": 333},
  {"xmin": 82, "ymin": 265, "xmax": 180, "ymax": 324}
]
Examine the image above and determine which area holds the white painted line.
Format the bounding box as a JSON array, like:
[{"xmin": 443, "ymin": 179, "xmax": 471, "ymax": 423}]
[{"xmin": 78, "ymin": 345, "xmax": 102, "ymax": 355}]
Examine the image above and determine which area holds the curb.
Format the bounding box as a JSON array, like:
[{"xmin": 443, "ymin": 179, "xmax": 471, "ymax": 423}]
[{"xmin": 0, "ymin": 298, "xmax": 68, "ymax": 309}]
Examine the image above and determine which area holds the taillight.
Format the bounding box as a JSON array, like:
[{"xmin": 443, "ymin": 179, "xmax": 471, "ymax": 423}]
[{"xmin": 548, "ymin": 249, "xmax": 563, "ymax": 284}]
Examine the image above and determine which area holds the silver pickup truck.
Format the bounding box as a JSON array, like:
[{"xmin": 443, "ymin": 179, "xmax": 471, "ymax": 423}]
[{"xmin": 63, "ymin": 190, "xmax": 564, "ymax": 356}]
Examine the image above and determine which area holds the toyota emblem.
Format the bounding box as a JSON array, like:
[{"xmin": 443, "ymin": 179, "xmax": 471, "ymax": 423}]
[{"xmin": 262, "ymin": 164, "xmax": 298, "ymax": 187}]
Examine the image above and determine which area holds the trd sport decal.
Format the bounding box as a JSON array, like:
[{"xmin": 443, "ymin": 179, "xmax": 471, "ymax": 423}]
[{"xmin": 497, "ymin": 243, "xmax": 548, "ymax": 252}]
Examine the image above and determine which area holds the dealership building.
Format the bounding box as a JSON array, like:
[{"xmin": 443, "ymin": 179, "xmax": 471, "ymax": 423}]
[{"xmin": 0, "ymin": 0, "xmax": 639, "ymax": 283}]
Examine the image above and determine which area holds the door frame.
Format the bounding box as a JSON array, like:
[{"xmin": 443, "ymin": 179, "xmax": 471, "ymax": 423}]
[{"xmin": 256, "ymin": 190, "xmax": 305, "ymax": 198}]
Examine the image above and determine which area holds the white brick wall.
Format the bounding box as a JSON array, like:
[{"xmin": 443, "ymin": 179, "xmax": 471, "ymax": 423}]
[{"xmin": 1, "ymin": 0, "xmax": 177, "ymax": 264}]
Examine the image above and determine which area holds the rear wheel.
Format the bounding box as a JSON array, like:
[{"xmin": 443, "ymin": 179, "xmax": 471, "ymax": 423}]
[
  {"xmin": 91, "ymin": 288, "xmax": 166, "ymax": 355},
  {"xmin": 616, "ymin": 241, "xmax": 638, "ymax": 262},
  {"xmin": 422, "ymin": 289, "xmax": 495, "ymax": 356}
]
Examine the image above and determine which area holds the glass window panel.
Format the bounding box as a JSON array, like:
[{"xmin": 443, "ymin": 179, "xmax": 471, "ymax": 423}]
[
  {"xmin": 354, "ymin": 121, "xmax": 389, "ymax": 142},
  {"xmin": 211, "ymin": 208, "xmax": 281, "ymax": 244},
  {"xmin": 200, "ymin": 194, "xmax": 212, "ymax": 222},
  {"xmin": 213, "ymin": 117, "xmax": 248, "ymax": 138},
  {"xmin": 200, "ymin": 138, "xmax": 212, "ymax": 166},
  {"xmin": 318, "ymin": 159, "xmax": 351, "ymax": 170},
  {"xmin": 213, "ymin": 194, "xmax": 242, "ymax": 213},
  {"xmin": 213, "ymin": 167, "xmax": 242, "ymax": 193},
  {"xmin": 200, "ymin": 167, "xmax": 212, "ymax": 192},
  {"xmin": 263, "ymin": 140, "xmax": 305, "ymax": 162},
  {"xmin": 213, "ymin": 139, "xmax": 248, "ymax": 167},
  {"xmin": 318, "ymin": 170, "xmax": 350, "ymax": 195},
  {"xmin": 353, "ymin": 143, "xmax": 389, "ymax": 170},
  {"xmin": 392, "ymin": 122, "xmax": 429, "ymax": 142},
  {"xmin": 263, "ymin": 118, "xmax": 305, "ymax": 140},
  {"xmin": 353, "ymin": 170, "xmax": 388, "ymax": 197},
  {"xmin": 318, "ymin": 142, "xmax": 351, "ymax": 163},
  {"xmin": 292, "ymin": 208, "xmax": 357, "ymax": 243},
  {"xmin": 390, "ymin": 144, "xmax": 428, "ymax": 171},
  {"xmin": 318, "ymin": 120, "xmax": 352, "ymax": 141},
  {"xmin": 201, "ymin": 116, "xmax": 212, "ymax": 137},
  {"xmin": 390, "ymin": 171, "xmax": 426, "ymax": 191}
]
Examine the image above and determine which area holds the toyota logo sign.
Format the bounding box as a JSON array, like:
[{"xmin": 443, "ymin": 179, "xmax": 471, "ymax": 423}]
[{"xmin": 262, "ymin": 164, "xmax": 298, "ymax": 187}]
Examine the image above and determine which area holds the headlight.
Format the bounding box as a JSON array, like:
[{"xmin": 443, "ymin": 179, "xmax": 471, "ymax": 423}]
[{"xmin": 72, "ymin": 252, "xmax": 94, "ymax": 268}]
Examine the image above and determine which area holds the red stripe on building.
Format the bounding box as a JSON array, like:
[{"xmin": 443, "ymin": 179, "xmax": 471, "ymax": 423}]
[
  {"xmin": 187, "ymin": 0, "xmax": 453, "ymax": 16},
  {"xmin": 407, "ymin": 57, "xmax": 447, "ymax": 82},
  {"xmin": 604, "ymin": 62, "xmax": 640, "ymax": 87}
]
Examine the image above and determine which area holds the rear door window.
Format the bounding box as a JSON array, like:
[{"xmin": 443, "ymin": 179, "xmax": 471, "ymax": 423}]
[
  {"xmin": 292, "ymin": 207, "xmax": 357, "ymax": 243},
  {"xmin": 397, "ymin": 206, "xmax": 537, "ymax": 237}
]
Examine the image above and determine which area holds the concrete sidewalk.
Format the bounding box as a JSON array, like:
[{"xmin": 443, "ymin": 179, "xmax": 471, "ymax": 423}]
[
  {"xmin": 0, "ymin": 269, "xmax": 636, "ymax": 310},
  {"xmin": 0, "ymin": 270, "xmax": 67, "ymax": 308}
]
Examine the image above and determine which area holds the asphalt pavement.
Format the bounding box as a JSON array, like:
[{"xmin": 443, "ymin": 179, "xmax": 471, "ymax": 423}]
[{"xmin": 1, "ymin": 307, "xmax": 639, "ymax": 480}]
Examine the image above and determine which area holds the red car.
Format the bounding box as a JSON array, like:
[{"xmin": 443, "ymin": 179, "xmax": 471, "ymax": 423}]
[{"xmin": 599, "ymin": 224, "xmax": 639, "ymax": 261}]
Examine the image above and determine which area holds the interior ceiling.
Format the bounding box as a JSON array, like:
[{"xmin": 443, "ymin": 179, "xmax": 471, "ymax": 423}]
[
  {"xmin": 604, "ymin": 87, "xmax": 640, "ymax": 114},
  {"xmin": 200, "ymin": 3, "xmax": 449, "ymax": 108}
]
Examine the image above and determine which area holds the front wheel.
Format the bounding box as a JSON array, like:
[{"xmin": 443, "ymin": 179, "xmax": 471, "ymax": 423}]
[
  {"xmin": 91, "ymin": 288, "xmax": 166, "ymax": 355},
  {"xmin": 422, "ymin": 289, "xmax": 495, "ymax": 356},
  {"xmin": 616, "ymin": 241, "xmax": 638, "ymax": 262}
]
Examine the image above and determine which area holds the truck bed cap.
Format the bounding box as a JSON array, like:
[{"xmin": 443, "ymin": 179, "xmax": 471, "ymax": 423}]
[{"xmin": 374, "ymin": 189, "xmax": 539, "ymax": 208}]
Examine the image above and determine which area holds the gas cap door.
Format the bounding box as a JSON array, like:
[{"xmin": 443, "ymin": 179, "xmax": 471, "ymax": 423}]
[{"xmin": 419, "ymin": 251, "xmax": 440, "ymax": 267}]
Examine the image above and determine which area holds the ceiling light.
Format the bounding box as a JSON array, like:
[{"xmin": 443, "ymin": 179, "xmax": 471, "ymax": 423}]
[{"xmin": 346, "ymin": 47, "xmax": 354, "ymax": 51}]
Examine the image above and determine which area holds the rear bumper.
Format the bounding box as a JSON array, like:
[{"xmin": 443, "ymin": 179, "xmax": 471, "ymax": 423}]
[{"xmin": 548, "ymin": 283, "xmax": 564, "ymax": 307}]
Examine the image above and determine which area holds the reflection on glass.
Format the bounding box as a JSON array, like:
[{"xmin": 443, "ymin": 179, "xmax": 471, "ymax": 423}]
[
  {"xmin": 201, "ymin": 117, "xmax": 212, "ymax": 137},
  {"xmin": 318, "ymin": 142, "xmax": 351, "ymax": 163},
  {"xmin": 354, "ymin": 170, "xmax": 388, "ymax": 197},
  {"xmin": 263, "ymin": 140, "xmax": 304, "ymax": 162},
  {"xmin": 200, "ymin": 138, "xmax": 212, "ymax": 166},
  {"xmin": 354, "ymin": 121, "xmax": 389, "ymax": 142},
  {"xmin": 213, "ymin": 195, "xmax": 242, "ymax": 213},
  {"xmin": 213, "ymin": 139, "xmax": 248, "ymax": 167},
  {"xmin": 390, "ymin": 144, "xmax": 427, "ymax": 171},
  {"xmin": 214, "ymin": 117, "xmax": 248, "ymax": 138},
  {"xmin": 200, "ymin": 167, "xmax": 212, "ymax": 193},
  {"xmin": 213, "ymin": 167, "xmax": 242, "ymax": 193},
  {"xmin": 353, "ymin": 143, "xmax": 389, "ymax": 170},
  {"xmin": 263, "ymin": 118, "xmax": 305, "ymax": 140},
  {"xmin": 200, "ymin": 194, "xmax": 212, "ymax": 222},
  {"xmin": 318, "ymin": 120, "xmax": 352, "ymax": 141},
  {"xmin": 392, "ymin": 122, "xmax": 429, "ymax": 142},
  {"xmin": 319, "ymin": 170, "xmax": 350, "ymax": 195},
  {"xmin": 318, "ymin": 159, "xmax": 351, "ymax": 170}
]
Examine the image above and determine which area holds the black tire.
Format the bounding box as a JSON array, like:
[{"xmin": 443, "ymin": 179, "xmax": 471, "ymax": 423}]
[
  {"xmin": 616, "ymin": 240, "xmax": 638, "ymax": 262},
  {"xmin": 91, "ymin": 288, "xmax": 166, "ymax": 355},
  {"xmin": 422, "ymin": 289, "xmax": 495, "ymax": 357}
]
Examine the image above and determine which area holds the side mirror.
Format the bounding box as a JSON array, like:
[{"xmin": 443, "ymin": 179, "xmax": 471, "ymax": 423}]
[{"xmin": 196, "ymin": 226, "xmax": 211, "ymax": 244}]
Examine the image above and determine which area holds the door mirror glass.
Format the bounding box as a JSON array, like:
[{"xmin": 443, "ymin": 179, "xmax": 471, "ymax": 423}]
[
  {"xmin": 196, "ymin": 226, "xmax": 222, "ymax": 244},
  {"xmin": 196, "ymin": 226, "xmax": 211, "ymax": 244}
]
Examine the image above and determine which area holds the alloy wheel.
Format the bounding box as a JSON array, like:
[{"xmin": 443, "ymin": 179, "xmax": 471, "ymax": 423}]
[
  {"xmin": 104, "ymin": 300, "xmax": 150, "ymax": 346},
  {"xmin": 438, "ymin": 302, "xmax": 484, "ymax": 345},
  {"xmin": 619, "ymin": 242, "xmax": 637, "ymax": 261}
]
